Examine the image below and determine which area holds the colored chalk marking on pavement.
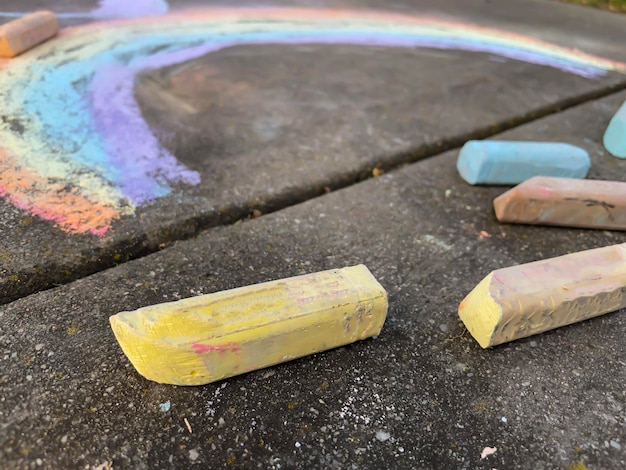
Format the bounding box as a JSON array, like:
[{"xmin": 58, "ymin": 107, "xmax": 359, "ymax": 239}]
[
  {"xmin": 458, "ymin": 243, "xmax": 626, "ymax": 348},
  {"xmin": 603, "ymin": 99, "xmax": 626, "ymax": 159},
  {"xmin": 494, "ymin": 176, "xmax": 626, "ymax": 230},
  {"xmin": 0, "ymin": 11, "xmax": 58, "ymax": 58},
  {"xmin": 456, "ymin": 140, "xmax": 590, "ymax": 185},
  {"xmin": 1, "ymin": 9, "xmax": 626, "ymax": 235},
  {"xmin": 0, "ymin": 0, "xmax": 169, "ymax": 20},
  {"xmin": 110, "ymin": 265, "xmax": 388, "ymax": 386}
]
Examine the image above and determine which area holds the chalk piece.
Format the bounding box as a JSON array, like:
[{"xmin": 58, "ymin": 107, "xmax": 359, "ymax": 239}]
[
  {"xmin": 603, "ymin": 100, "xmax": 626, "ymax": 159},
  {"xmin": 0, "ymin": 11, "xmax": 58, "ymax": 58},
  {"xmin": 494, "ymin": 176, "xmax": 626, "ymax": 230},
  {"xmin": 456, "ymin": 140, "xmax": 590, "ymax": 185},
  {"xmin": 110, "ymin": 265, "xmax": 388, "ymax": 386},
  {"xmin": 458, "ymin": 243, "xmax": 626, "ymax": 348}
]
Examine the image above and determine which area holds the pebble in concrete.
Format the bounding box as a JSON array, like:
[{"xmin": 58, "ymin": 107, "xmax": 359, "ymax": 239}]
[{"xmin": 456, "ymin": 140, "xmax": 590, "ymax": 185}]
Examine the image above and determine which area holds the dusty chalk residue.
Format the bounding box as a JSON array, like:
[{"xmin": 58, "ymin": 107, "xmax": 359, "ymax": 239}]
[
  {"xmin": 415, "ymin": 235, "xmax": 454, "ymax": 252},
  {"xmin": 206, "ymin": 383, "xmax": 228, "ymax": 417}
]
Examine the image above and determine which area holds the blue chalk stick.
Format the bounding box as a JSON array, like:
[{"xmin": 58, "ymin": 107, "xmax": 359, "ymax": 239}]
[
  {"xmin": 603, "ymin": 100, "xmax": 626, "ymax": 159},
  {"xmin": 456, "ymin": 140, "xmax": 590, "ymax": 185}
]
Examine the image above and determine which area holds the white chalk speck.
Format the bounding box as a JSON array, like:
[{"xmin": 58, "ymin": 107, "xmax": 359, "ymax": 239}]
[
  {"xmin": 295, "ymin": 442, "xmax": 301, "ymax": 448},
  {"xmin": 376, "ymin": 431, "xmax": 391, "ymax": 442},
  {"xmin": 501, "ymin": 417, "xmax": 508, "ymax": 423},
  {"xmin": 159, "ymin": 401, "xmax": 171, "ymax": 412}
]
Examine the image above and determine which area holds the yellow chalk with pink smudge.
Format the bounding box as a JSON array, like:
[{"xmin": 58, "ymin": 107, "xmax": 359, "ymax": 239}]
[
  {"xmin": 459, "ymin": 243, "xmax": 626, "ymax": 348},
  {"xmin": 109, "ymin": 265, "xmax": 388, "ymax": 386}
]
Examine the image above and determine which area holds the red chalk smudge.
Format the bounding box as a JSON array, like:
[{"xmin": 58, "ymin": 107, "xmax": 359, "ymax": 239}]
[{"xmin": 191, "ymin": 341, "xmax": 241, "ymax": 354}]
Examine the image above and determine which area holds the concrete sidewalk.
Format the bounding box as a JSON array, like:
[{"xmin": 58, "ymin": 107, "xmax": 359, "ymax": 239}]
[
  {"xmin": 2, "ymin": 0, "xmax": 626, "ymax": 303},
  {"xmin": 1, "ymin": 1, "xmax": 626, "ymax": 468}
]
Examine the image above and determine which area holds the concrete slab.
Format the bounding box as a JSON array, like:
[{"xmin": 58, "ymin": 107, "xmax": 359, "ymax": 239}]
[
  {"xmin": 2, "ymin": 91, "xmax": 626, "ymax": 469},
  {"xmin": 2, "ymin": 0, "xmax": 626, "ymax": 303}
]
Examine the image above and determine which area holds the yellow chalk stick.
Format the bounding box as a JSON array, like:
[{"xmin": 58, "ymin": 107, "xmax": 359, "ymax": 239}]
[
  {"xmin": 458, "ymin": 243, "xmax": 626, "ymax": 348},
  {"xmin": 110, "ymin": 265, "xmax": 388, "ymax": 385},
  {"xmin": 0, "ymin": 11, "xmax": 58, "ymax": 58}
]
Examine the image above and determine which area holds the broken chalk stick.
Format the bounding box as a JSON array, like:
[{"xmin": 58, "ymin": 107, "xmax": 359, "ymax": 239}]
[
  {"xmin": 0, "ymin": 11, "xmax": 58, "ymax": 58},
  {"xmin": 494, "ymin": 176, "xmax": 626, "ymax": 231},
  {"xmin": 603, "ymin": 99, "xmax": 626, "ymax": 159},
  {"xmin": 458, "ymin": 243, "xmax": 626, "ymax": 348},
  {"xmin": 110, "ymin": 265, "xmax": 388, "ymax": 386},
  {"xmin": 456, "ymin": 140, "xmax": 590, "ymax": 185}
]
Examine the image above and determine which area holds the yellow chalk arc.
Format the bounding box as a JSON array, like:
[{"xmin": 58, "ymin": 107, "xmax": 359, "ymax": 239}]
[{"xmin": 110, "ymin": 265, "xmax": 388, "ymax": 385}]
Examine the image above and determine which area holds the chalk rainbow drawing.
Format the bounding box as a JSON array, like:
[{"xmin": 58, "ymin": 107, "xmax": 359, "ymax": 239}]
[{"xmin": 1, "ymin": 8, "xmax": 626, "ymax": 235}]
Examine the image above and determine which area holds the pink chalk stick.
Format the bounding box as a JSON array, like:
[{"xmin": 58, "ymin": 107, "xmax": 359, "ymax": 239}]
[{"xmin": 494, "ymin": 176, "xmax": 626, "ymax": 230}]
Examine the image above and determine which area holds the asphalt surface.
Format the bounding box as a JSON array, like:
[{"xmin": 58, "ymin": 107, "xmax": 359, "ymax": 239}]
[{"xmin": 1, "ymin": 1, "xmax": 626, "ymax": 469}]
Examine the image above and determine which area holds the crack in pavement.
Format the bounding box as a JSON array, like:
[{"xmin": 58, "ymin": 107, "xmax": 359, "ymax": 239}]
[{"xmin": 1, "ymin": 81, "xmax": 626, "ymax": 305}]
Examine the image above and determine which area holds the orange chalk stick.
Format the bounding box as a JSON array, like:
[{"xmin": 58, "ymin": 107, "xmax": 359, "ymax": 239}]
[
  {"xmin": 459, "ymin": 243, "xmax": 626, "ymax": 348},
  {"xmin": 0, "ymin": 11, "xmax": 58, "ymax": 58},
  {"xmin": 494, "ymin": 176, "xmax": 626, "ymax": 230}
]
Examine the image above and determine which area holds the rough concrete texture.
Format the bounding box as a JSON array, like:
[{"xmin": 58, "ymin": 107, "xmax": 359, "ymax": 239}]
[
  {"xmin": 2, "ymin": 0, "xmax": 626, "ymax": 303},
  {"xmin": 2, "ymin": 91, "xmax": 626, "ymax": 469}
]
